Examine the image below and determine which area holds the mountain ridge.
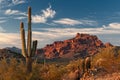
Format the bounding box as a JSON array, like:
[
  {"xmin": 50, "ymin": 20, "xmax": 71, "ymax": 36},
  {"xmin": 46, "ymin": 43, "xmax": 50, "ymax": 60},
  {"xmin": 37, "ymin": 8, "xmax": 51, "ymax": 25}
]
[{"xmin": 37, "ymin": 33, "xmax": 113, "ymax": 59}]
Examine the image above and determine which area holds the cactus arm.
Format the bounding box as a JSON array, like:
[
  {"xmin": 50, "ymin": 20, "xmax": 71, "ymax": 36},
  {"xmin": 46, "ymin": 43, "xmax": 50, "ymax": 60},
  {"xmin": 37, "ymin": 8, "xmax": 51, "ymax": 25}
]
[
  {"xmin": 31, "ymin": 40, "xmax": 38, "ymax": 57},
  {"xmin": 27, "ymin": 7, "xmax": 32, "ymax": 57},
  {"xmin": 20, "ymin": 22, "xmax": 28, "ymax": 57}
]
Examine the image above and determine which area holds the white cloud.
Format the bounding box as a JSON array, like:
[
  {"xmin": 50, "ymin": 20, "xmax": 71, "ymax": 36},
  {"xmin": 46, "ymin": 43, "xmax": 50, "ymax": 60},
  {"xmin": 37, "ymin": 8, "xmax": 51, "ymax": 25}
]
[
  {"xmin": 103, "ymin": 23, "xmax": 120, "ymax": 29},
  {"xmin": 53, "ymin": 18, "xmax": 97, "ymax": 26},
  {"xmin": 33, "ymin": 28, "xmax": 103, "ymax": 36},
  {"xmin": 0, "ymin": 20, "xmax": 6, "ymax": 23},
  {"xmin": 4, "ymin": 9, "xmax": 27, "ymax": 20},
  {"xmin": 5, "ymin": 9, "xmax": 19, "ymax": 15},
  {"xmin": 80, "ymin": 20, "xmax": 97, "ymax": 26},
  {"xmin": 0, "ymin": 31, "xmax": 45, "ymax": 48},
  {"xmin": 32, "ymin": 5, "xmax": 56, "ymax": 23},
  {"xmin": 5, "ymin": 9, "xmax": 26, "ymax": 15},
  {"xmin": 0, "ymin": 0, "xmax": 27, "ymax": 8},
  {"xmin": 0, "ymin": 33, "xmax": 20, "ymax": 48},
  {"xmin": 0, "ymin": 17, "xmax": 6, "ymax": 23},
  {"xmin": 12, "ymin": 0, "xmax": 26, "ymax": 5},
  {"xmin": 53, "ymin": 18, "xmax": 82, "ymax": 26},
  {"xmin": 32, "ymin": 15, "xmax": 47, "ymax": 23},
  {"xmin": 42, "ymin": 5, "xmax": 56, "ymax": 18},
  {"xmin": 14, "ymin": 16, "xmax": 26, "ymax": 20}
]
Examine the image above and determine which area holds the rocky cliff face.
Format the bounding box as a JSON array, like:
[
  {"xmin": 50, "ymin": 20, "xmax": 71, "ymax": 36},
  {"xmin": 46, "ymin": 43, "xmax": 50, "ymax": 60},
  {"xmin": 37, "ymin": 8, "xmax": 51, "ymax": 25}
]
[{"xmin": 37, "ymin": 33, "xmax": 113, "ymax": 59}]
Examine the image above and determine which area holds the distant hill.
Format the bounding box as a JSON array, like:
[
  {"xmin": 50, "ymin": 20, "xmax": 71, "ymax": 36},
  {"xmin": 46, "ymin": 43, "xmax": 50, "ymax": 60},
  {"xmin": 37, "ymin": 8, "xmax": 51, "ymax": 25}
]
[
  {"xmin": 5, "ymin": 46, "xmax": 21, "ymax": 54},
  {"xmin": 37, "ymin": 33, "xmax": 113, "ymax": 59},
  {"xmin": 0, "ymin": 47, "xmax": 22, "ymax": 59}
]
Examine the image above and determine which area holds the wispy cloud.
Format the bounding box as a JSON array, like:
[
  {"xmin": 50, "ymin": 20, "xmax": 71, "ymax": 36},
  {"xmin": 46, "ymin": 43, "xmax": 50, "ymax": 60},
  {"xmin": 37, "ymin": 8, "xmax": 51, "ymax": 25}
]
[
  {"xmin": 5, "ymin": 9, "xmax": 26, "ymax": 16},
  {"xmin": 0, "ymin": 33, "xmax": 20, "ymax": 48},
  {"xmin": 0, "ymin": 20, "xmax": 6, "ymax": 23},
  {"xmin": 53, "ymin": 18, "xmax": 97, "ymax": 26},
  {"xmin": 4, "ymin": 9, "xmax": 27, "ymax": 20},
  {"xmin": 0, "ymin": 0, "xmax": 27, "ymax": 8},
  {"xmin": 14, "ymin": 16, "xmax": 26, "ymax": 20},
  {"xmin": 0, "ymin": 32, "xmax": 43, "ymax": 48},
  {"xmin": 32, "ymin": 5, "xmax": 56, "ymax": 23},
  {"xmin": 103, "ymin": 23, "xmax": 120, "ymax": 29},
  {"xmin": 80, "ymin": 20, "xmax": 98, "ymax": 26},
  {"xmin": 12, "ymin": 0, "xmax": 26, "ymax": 5},
  {"xmin": 53, "ymin": 18, "xmax": 81, "ymax": 26},
  {"xmin": 0, "ymin": 17, "xmax": 6, "ymax": 23}
]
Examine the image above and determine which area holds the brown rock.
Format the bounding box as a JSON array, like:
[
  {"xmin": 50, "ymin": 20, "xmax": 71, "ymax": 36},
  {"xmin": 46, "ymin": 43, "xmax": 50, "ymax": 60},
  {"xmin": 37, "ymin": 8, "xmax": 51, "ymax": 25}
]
[
  {"xmin": 105, "ymin": 42, "xmax": 113, "ymax": 47},
  {"xmin": 37, "ymin": 33, "xmax": 113, "ymax": 59}
]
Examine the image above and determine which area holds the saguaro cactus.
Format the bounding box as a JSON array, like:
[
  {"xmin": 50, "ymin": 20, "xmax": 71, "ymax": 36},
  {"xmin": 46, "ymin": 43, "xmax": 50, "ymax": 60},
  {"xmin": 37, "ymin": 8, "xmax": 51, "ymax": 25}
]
[{"xmin": 20, "ymin": 7, "xmax": 37, "ymax": 73}]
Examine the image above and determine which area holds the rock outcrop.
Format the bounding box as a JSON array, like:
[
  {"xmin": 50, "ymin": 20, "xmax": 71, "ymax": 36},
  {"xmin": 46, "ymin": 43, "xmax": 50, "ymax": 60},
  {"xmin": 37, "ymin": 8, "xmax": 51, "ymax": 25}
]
[
  {"xmin": 104, "ymin": 42, "xmax": 113, "ymax": 47},
  {"xmin": 37, "ymin": 33, "xmax": 113, "ymax": 59}
]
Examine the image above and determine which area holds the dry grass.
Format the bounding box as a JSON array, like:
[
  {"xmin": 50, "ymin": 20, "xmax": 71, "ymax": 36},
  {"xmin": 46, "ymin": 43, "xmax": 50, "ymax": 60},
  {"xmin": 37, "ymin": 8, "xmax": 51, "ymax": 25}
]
[
  {"xmin": 80, "ymin": 72, "xmax": 120, "ymax": 80},
  {"xmin": 0, "ymin": 58, "xmax": 66, "ymax": 80},
  {"xmin": 0, "ymin": 47, "xmax": 120, "ymax": 80}
]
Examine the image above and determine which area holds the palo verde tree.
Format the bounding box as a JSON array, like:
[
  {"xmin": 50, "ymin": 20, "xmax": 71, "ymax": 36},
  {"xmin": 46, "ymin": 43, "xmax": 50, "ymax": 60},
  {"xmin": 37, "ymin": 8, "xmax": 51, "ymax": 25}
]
[{"xmin": 20, "ymin": 7, "xmax": 38, "ymax": 73}]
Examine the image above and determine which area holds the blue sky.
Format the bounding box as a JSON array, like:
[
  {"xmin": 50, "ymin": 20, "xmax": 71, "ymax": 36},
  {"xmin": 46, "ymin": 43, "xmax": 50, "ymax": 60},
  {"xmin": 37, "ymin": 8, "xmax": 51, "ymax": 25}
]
[{"xmin": 0, "ymin": 0, "xmax": 120, "ymax": 48}]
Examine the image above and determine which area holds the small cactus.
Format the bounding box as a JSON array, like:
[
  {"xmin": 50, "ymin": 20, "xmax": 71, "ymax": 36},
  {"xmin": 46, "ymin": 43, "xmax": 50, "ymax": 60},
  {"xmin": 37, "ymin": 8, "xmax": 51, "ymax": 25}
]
[
  {"xmin": 81, "ymin": 57, "xmax": 91, "ymax": 77},
  {"xmin": 85, "ymin": 57, "xmax": 91, "ymax": 72},
  {"xmin": 20, "ymin": 7, "xmax": 38, "ymax": 73}
]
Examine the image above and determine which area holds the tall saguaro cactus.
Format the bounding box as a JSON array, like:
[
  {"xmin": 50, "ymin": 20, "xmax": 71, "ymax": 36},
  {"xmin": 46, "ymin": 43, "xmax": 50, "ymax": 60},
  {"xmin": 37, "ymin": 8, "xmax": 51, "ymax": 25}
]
[{"xmin": 20, "ymin": 7, "xmax": 38, "ymax": 73}]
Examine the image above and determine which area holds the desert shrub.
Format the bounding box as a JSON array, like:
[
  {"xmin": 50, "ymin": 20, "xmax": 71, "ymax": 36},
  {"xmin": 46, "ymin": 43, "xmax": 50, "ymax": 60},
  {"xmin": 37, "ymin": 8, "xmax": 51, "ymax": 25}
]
[
  {"xmin": 92, "ymin": 47, "xmax": 120, "ymax": 73},
  {"xmin": 0, "ymin": 58, "xmax": 25, "ymax": 80},
  {"xmin": 1, "ymin": 48, "xmax": 120, "ymax": 80},
  {"xmin": 0, "ymin": 58, "xmax": 42, "ymax": 80},
  {"xmin": 0, "ymin": 58, "xmax": 67, "ymax": 80},
  {"xmin": 39, "ymin": 64, "xmax": 66, "ymax": 80},
  {"xmin": 66, "ymin": 59, "xmax": 82, "ymax": 72}
]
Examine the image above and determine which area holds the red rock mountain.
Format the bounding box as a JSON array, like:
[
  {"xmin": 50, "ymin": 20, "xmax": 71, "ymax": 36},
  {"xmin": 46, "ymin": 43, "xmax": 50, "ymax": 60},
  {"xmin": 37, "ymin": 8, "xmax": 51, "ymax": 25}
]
[{"xmin": 37, "ymin": 33, "xmax": 113, "ymax": 59}]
